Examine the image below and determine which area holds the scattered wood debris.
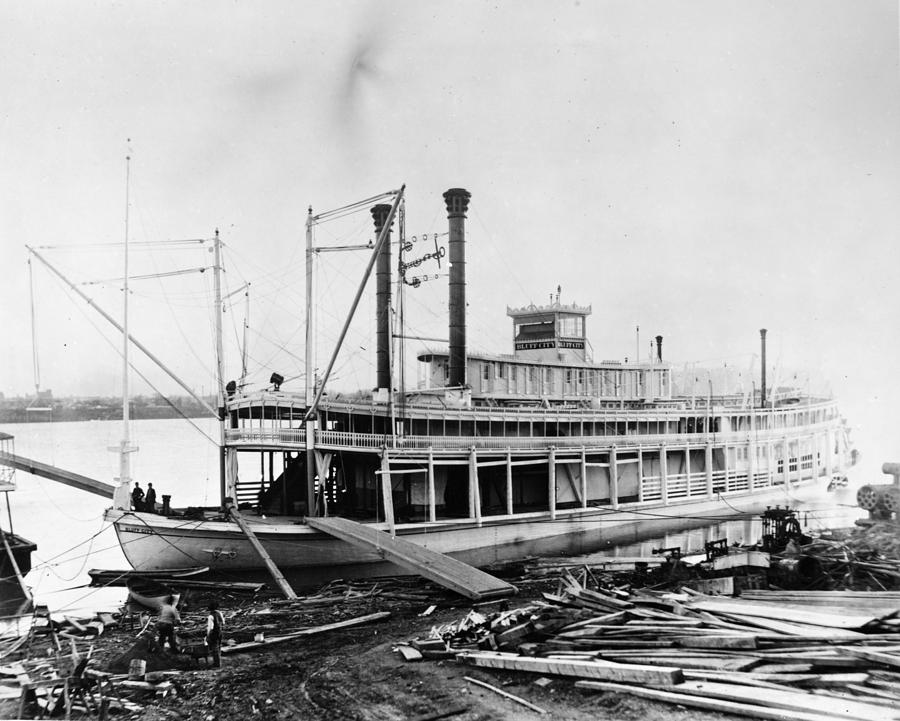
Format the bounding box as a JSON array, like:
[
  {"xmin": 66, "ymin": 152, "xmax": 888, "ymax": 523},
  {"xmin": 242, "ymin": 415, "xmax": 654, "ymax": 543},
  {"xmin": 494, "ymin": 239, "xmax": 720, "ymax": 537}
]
[{"xmin": 403, "ymin": 561, "xmax": 900, "ymax": 720}]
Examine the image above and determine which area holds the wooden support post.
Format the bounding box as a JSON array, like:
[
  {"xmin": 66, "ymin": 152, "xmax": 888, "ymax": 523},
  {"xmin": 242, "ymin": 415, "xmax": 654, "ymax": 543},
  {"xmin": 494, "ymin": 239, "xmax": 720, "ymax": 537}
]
[
  {"xmin": 379, "ymin": 452, "xmax": 396, "ymax": 535},
  {"xmin": 723, "ymin": 442, "xmax": 730, "ymax": 492},
  {"xmin": 548, "ymin": 447, "xmax": 557, "ymax": 520},
  {"xmin": 705, "ymin": 442, "xmax": 713, "ymax": 497},
  {"xmin": 684, "ymin": 446, "xmax": 692, "ymax": 495},
  {"xmin": 749, "ymin": 439, "xmax": 757, "ymax": 490},
  {"xmin": 1, "ymin": 528, "xmax": 32, "ymax": 604},
  {"xmin": 660, "ymin": 445, "xmax": 668, "ymax": 505},
  {"xmin": 609, "ymin": 446, "xmax": 619, "ymax": 509},
  {"xmin": 580, "ymin": 447, "xmax": 588, "ymax": 509},
  {"xmin": 427, "ymin": 447, "xmax": 436, "ymax": 523},
  {"xmin": 229, "ymin": 507, "xmax": 297, "ymax": 599},
  {"xmin": 469, "ymin": 448, "xmax": 481, "ymax": 526},
  {"xmin": 314, "ymin": 452, "xmax": 332, "ymax": 517},
  {"xmin": 506, "ymin": 448, "xmax": 513, "ymax": 515},
  {"xmin": 767, "ymin": 441, "xmax": 775, "ymax": 485},
  {"xmin": 783, "ymin": 436, "xmax": 790, "ymax": 484},
  {"xmin": 637, "ymin": 448, "xmax": 644, "ymax": 503}
]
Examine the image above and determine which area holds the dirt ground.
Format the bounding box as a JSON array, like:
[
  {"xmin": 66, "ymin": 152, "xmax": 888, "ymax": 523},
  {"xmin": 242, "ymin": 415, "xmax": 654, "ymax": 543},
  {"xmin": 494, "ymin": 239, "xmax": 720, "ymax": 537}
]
[{"xmin": 73, "ymin": 592, "xmax": 736, "ymax": 721}]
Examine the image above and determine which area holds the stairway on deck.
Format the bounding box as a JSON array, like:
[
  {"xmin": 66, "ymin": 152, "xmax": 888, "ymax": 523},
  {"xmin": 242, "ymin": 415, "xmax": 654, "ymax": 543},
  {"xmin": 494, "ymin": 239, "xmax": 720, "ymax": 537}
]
[{"xmin": 305, "ymin": 516, "xmax": 516, "ymax": 601}]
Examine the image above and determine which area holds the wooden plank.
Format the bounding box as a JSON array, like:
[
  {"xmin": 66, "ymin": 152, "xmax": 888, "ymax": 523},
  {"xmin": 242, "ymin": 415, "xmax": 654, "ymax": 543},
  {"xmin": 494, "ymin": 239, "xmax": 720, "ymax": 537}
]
[
  {"xmin": 456, "ymin": 651, "xmax": 683, "ymax": 685},
  {"xmin": 0, "ymin": 452, "xmax": 115, "ymax": 498},
  {"xmin": 671, "ymin": 680, "xmax": 898, "ymax": 720},
  {"xmin": 306, "ymin": 516, "xmax": 515, "ymax": 601},
  {"xmin": 574, "ymin": 681, "xmax": 859, "ymax": 721},
  {"xmin": 842, "ymin": 647, "xmax": 900, "ymax": 670},
  {"xmin": 673, "ymin": 635, "xmax": 757, "ymax": 650},
  {"xmin": 598, "ymin": 655, "xmax": 757, "ymax": 672},
  {"xmin": 716, "ymin": 612, "xmax": 865, "ymax": 639},
  {"xmin": 222, "ymin": 611, "xmax": 390, "ymax": 654},
  {"xmin": 688, "ymin": 599, "xmax": 876, "ymax": 629},
  {"xmin": 230, "ymin": 508, "xmax": 297, "ymax": 599}
]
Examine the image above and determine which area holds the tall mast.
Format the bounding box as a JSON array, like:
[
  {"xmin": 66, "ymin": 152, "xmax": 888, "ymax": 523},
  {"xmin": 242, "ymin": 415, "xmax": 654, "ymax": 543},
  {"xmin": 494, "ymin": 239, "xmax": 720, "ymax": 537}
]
[
  {"xmin": 304, "ymin": 207, "xmax": 316, "ymax": 515},
  {"xmin": 27, "ymin": 258, "xmax": 40, "ymax": 400},
  {"xmin": 213, "ymin": 229, "xmax": 226, "ymax": 503},
  {"xmin": 114, "ymin": 149, "xmax": 137, "ymax": 507}
]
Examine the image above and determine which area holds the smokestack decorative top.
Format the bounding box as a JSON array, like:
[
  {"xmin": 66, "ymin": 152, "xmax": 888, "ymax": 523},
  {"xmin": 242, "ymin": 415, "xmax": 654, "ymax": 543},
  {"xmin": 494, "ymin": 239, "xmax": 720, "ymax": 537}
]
[
  {"xmin": 443, "ymin": 188, "xmax": 471, "ymax": 216},
  {"xmin": 371, "ymin": 204, "xmax": 393, "ymax": 230}
]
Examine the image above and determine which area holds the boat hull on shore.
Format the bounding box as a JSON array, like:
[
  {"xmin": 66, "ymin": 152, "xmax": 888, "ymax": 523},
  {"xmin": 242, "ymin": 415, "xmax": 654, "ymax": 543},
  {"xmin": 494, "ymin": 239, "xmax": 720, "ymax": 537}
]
[{"xmin": 107, "ymin": 475, "xmax": 824, "ymax": 586}]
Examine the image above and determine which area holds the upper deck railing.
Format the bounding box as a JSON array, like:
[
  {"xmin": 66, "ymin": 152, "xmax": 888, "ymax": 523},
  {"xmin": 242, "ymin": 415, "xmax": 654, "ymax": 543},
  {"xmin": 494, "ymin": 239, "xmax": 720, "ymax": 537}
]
[{"xmin": 224, "ymin": 414, "xmax": 843, "ymax": 453}]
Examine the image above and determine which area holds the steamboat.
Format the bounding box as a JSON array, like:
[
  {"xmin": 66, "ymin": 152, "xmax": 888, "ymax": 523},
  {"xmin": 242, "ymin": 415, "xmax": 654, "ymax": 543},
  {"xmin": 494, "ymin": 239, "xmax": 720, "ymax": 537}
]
[{"xmin": 104, "ymin": 187, "xmax": 854, "ymax": 580}]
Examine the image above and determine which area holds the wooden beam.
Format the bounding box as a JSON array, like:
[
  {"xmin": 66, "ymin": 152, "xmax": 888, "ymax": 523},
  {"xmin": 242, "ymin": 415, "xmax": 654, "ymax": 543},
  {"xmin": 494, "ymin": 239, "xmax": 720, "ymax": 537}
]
[
  {"xmin": 505, "ymin": 449, "xmax": 513, "ymax": 515},
  {"xmin": 469, "ymin": 448, "xmax": 481, "ymax": 526},
  {"xmin": 548, "ymin": 448, "xmax": 557, "ymax": 520},
  {"xmin": 457, "ymin": 651, "xmax": 682, "ymax": 685},
  {"xmin": 427, "ymin": 448, "xmax": 436, "ymax": 523},
  {"xmin": 222, "ymin": 611, "xmax": 390, "ymax": 654},
  {"xmin": 228, "ymin": 507, "xmax": 297, "ymax": 599},
  {"xmin": 0, "ymin": 452, "xmax": 114, "ymax": 499},
  {"xmin": 574, "ymin": 682, "xmax": 844, "ymax": 721},
  {"xmin": 379, "ymin": 452, "xmax": 395, "ymax": 535}
]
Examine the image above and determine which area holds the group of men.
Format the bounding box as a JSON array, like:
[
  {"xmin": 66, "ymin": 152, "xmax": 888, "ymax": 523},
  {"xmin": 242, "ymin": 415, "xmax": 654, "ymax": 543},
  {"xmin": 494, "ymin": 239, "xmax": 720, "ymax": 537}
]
[
  {"xmin": 157, "ymin": 595, "xmax": 226, "ymax": 668},
  {"xmin": 130, "ymin": 481, "xmax": 157, "ymax": 512}
]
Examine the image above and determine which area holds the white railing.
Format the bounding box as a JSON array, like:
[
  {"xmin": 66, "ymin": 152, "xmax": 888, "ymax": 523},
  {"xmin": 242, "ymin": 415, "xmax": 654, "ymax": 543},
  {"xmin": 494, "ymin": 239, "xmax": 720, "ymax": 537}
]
[{"xmin": 225, "ymin": 428, "xmax": 306, "ymax": 446}]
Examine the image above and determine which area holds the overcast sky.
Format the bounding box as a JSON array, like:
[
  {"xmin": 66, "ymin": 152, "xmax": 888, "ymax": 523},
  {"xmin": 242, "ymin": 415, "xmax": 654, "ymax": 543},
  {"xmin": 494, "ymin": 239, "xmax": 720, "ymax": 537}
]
[{"xmin": 2, "ymin": 0, "xmax": 899, "ymax": 462}]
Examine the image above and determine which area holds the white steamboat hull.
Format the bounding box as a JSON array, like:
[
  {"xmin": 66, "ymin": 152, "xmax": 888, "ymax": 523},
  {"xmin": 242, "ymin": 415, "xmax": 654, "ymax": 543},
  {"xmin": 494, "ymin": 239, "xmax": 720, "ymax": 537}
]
[{"xmin": 107, "ymin": 476, "xmax": 823, "ymax": 587}]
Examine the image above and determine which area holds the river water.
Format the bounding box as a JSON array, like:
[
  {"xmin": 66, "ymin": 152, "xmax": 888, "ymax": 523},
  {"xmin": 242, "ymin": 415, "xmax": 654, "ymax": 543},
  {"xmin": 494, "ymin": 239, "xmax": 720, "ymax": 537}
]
[{"xmin": 0, "ymin": 417, "xmax": 877, "ymax": 618}]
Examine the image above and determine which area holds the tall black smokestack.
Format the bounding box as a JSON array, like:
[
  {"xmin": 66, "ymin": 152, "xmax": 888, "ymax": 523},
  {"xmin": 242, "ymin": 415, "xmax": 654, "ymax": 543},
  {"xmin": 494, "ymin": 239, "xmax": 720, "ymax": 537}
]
[
  {"xmin": 655, "ymin": 335, "xmax": 663, "ymax": 363},
  {"xmin": 760, "ymin": 328, "xmax": 768, "ymax": 407},
  {"xmin": 444, "ymin": 188, "xmax": 471, "ymax": 388},
  {"xmin": 372, "ymin": 204, "xmax": 393, "ymax": 390}
]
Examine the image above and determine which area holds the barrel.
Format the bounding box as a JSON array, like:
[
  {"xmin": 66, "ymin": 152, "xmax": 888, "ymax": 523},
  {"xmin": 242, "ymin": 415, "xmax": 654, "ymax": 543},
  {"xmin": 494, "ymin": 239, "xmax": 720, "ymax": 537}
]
[{"xmin": 128, "ymin": 658, "xmax": 146, "ymax": 679}]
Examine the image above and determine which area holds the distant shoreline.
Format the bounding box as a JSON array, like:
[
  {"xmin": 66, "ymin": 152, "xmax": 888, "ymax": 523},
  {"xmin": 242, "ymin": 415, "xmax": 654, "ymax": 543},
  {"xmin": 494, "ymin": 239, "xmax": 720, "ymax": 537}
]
[{"xmin": 0, "ymin": 398, "xmax": 215, "ymax": 424}]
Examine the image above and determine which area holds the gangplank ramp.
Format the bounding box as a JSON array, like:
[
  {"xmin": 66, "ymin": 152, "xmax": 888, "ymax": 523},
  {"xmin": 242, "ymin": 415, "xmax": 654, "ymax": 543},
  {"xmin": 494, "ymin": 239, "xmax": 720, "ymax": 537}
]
[
  {"xmin": 0, "ymin": 452, "xmax": 114, "ymax": 498},
  {"xmin": 305, "ymin": 516, "xmax": 516, "ymax": 601}
]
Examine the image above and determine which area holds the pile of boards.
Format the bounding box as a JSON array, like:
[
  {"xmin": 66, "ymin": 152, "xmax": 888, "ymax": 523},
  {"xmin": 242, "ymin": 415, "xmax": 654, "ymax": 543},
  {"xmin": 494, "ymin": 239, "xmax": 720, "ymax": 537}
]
[
  {"xmin": 410, "ymin": 572, "xmax": 900, "ymax": 720},
  {"xmin": 803, "ymin": 524, "xmax": 900, "ymax": 590}
]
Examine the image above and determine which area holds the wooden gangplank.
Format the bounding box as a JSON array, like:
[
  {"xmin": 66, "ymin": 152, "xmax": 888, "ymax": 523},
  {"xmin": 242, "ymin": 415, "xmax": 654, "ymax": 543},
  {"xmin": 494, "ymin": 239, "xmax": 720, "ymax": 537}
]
[
  {"xmin": 305, "ymin": 516, "xmax": 516, "ymax": 601},
  {"xmin": 229, "ymin": 507, "xmax": 297, "ymax": 600},
  {"xmin": 0, "ymin": 451, "xmax": 114, "ymax": 498}
]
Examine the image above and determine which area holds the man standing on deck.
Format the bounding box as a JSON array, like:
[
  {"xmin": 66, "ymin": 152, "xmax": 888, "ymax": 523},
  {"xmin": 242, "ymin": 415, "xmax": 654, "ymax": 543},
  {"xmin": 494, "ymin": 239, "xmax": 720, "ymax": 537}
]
[
  {"xmin": 145, "ymin": 483, "xmax": 157, "ymax": 513},
  {"xmin": 157, "ymin": 596, "xmax": 180, "ymax": 653},
  {"xmin": 131, "ymin": 482, "xmax": 145, "ymax": 511}
]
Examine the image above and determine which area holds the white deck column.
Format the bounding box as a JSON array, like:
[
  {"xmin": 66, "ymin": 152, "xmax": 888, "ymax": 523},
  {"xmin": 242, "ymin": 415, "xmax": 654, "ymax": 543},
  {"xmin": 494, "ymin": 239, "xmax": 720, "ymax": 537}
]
[
  {"xmin": 705, "ymin": 442, "xmax": 713, "ymax": 497},
  {"xmin": 637, "ymin": 448, "xmax": 644, "ymax": 503},
  {"xmin": 548, "ymin": 447, "xmax": 557, "ymax": 520},
  {"xmin": 660, "ymin": 445, "xmax": 668, "ymax": 505},
  {"xmin": 427, "ymin": 447, "xmax": 436, "ymax": 523},
  {"xmin": 468, "ymin": 447, "xmax": 481, "ymax": 526},
  {"xmin": 684, "ymin": 446, "xmax": 692, "ymax": 495},
  {"xmin": 580, "ymin": 447, "xmax": 588, "ymax": 509},
  {"xmin": 506, "ymin": 448, "xmax": 513, "ymax": 515},
  {"xmin": 609, "ymin": 446, "xmax": 619, "ymax": 509},
  {"xmin": 767, "ymin": 441, "xmax": 775, "ymax": 485},
  {"xmin": 783, "ymin": 436, "xmax": 790, "ymax": 484},
  {"xmin": 379, "ymin": 451, "xmax": 395, "ymax": 536},
  {"xmin": 749, "ymin": 438, "xmax": 757, "ymax": 490},
  {"xmin": 723, "ymin": 442, "xmax": 729, "ymax": 492}
]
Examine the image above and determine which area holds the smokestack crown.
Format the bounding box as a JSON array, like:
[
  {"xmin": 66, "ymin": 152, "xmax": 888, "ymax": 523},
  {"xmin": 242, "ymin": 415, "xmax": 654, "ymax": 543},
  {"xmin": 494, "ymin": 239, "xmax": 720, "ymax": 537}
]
[
  {"xmin": 371, "ymin": 204, "xmax": 393, "ymax": 230},
  {"xmin": 443, "ymin": 188, "xmax": 471, "ymax": 216}
]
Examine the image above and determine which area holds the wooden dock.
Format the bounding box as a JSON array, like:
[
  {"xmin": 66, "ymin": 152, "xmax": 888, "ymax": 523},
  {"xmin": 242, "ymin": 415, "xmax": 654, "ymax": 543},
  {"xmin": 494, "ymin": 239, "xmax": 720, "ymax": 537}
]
[
  {"xmin": 305, "ymin": 516, "xmax": 516, "ymax": 601},
  {"xmin": 0, "ymin": 452, "xmax": 114, "ymax": 498}
]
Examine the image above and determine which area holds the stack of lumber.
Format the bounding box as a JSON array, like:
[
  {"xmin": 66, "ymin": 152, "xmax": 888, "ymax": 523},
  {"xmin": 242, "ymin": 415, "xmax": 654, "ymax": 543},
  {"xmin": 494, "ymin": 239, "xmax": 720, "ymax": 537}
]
[
  {"xmin": 415, "ymin": 571, "xmax": 900, "ymax": 720},
  {"xmin": 802, "ymin": 523, "xmax": 900, "ymax": 590}
]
